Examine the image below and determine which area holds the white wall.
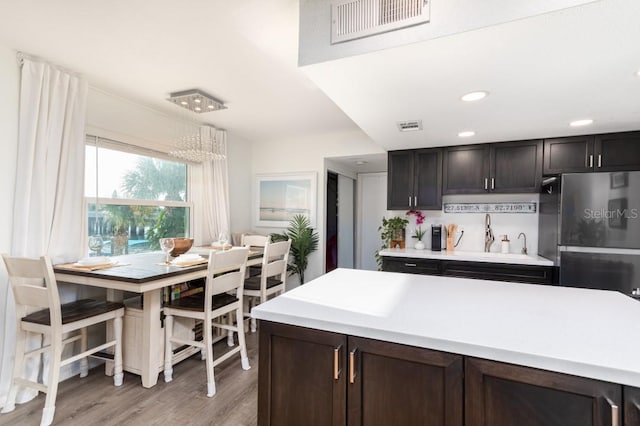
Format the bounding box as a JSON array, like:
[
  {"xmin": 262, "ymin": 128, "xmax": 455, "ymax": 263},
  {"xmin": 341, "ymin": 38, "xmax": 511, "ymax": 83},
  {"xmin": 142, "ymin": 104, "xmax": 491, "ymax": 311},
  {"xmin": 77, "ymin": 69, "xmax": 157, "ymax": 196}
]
[
  {"xmin": 0, "ymin": 43, "xmax": 20, "ymax": 407},
  {"xmin": 250, "ymin": 129, "xmax": 386, "ymax": 287},
  {"xmin": 389, "ymin": 193, "xmax": 540, "ymax": 255}
]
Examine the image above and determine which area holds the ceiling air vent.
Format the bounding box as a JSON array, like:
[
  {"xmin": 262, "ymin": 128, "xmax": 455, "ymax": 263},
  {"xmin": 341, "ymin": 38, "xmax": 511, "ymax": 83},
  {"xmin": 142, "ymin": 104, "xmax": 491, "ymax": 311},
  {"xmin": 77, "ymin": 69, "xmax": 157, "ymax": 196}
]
[
  {"xmin": 397, "ymin": 120, "xmax": 423, "ymax": 132},
  {"xmin": 331, "ymin": 0, "xmax": 430, "ymax": 44}
]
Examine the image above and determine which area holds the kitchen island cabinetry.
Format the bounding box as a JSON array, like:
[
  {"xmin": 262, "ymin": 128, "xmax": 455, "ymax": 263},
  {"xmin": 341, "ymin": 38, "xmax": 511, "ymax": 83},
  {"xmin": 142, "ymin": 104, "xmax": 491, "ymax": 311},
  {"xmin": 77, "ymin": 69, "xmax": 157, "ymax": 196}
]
[
  {"xmin": 387, "ymin": 148, "xmax": 442, "ymax": 210},
  {"xmin": 381, "ymin": 255, "xmax": 554, "ymax": 285},
  {"xmin": 465, "ymin": 357, "xmax": 621, "ymax": 426},
  {"xmin": 543, "ymin": 131, "xmax": 640, "ymax": 174},
  {"xmin": 625, "ymin": 386, "xmax": 640, "ymax": 425},
  {"xmin": 258, "ymin": 321, "xmax": 463, "ymax": 426}
]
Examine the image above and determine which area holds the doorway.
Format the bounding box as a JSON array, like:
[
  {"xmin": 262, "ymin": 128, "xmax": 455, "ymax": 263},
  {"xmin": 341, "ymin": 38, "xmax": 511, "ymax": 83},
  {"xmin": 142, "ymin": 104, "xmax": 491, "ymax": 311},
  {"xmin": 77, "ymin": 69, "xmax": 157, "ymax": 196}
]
[{"xmin": 326, "ymin": 172, "xmax": 355, "ymax": 272}]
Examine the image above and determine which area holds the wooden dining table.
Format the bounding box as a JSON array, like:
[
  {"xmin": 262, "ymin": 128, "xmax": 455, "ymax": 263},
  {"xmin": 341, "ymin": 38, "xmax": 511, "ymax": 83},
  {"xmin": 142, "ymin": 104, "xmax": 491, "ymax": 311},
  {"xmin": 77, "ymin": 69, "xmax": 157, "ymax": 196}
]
[{"xmin": 53, "ymin": 248, "xmax": 262, "ymax": 388}]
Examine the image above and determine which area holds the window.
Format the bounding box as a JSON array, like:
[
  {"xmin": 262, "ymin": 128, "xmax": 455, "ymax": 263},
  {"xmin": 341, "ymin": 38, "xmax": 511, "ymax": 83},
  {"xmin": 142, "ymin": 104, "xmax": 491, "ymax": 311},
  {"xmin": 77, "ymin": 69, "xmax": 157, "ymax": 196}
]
[{"xmin": 85, "ymin": 136, "xmax": 190, "ymax": 256}]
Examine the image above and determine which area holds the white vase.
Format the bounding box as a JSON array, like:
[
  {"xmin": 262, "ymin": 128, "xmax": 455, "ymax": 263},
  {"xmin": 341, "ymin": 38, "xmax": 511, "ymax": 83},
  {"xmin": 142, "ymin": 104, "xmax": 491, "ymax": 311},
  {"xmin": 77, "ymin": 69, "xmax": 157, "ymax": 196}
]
[{"xmin": 414, "ymin": 240, "xmax": 425, "ymax": 250}]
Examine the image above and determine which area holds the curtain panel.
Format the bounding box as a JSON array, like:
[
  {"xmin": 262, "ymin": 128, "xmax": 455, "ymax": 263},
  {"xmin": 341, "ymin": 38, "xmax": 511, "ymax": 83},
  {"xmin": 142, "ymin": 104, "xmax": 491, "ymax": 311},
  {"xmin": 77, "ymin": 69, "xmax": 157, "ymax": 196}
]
[{"xmin": 0, "ymin": 55, "xmax": 87, "ymax": 407}]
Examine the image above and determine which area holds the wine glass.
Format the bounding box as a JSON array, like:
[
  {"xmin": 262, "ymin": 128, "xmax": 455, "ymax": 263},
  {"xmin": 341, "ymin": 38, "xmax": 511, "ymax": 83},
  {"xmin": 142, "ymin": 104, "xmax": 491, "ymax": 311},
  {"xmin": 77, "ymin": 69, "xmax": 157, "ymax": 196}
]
[
  {"xmin": 160, "ymin": 238, "xmax": 175, "ymax": 264},
  {"xmin": 218, "ymin": 233, "xmax": 229, "ymax": 250},
  {"xmin": 88, "ymin": 235, "xmax": 104, "ymax": 256}
]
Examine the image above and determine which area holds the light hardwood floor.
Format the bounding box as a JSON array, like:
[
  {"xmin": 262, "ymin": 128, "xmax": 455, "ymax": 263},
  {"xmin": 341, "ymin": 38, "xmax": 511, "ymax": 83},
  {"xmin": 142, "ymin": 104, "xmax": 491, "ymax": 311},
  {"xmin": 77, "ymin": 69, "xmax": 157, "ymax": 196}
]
[{"xmin": 0, "ymin": 332, "xmax": 259, "ymax": 426}]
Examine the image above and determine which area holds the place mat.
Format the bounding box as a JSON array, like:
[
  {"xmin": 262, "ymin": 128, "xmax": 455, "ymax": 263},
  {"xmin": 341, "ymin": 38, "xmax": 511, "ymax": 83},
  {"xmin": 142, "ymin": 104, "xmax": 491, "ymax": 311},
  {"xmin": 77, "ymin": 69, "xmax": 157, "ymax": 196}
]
[
  {"xmin": 210, "ymin": 243, "xmax": 233, "ymax": 250},
  {"xmin": 169, "ymin": 258, "xmax": 209, "ymax": 268},
  {"xmin": 56, "ymin": 261, "xmax": 130, "ymax": 271}
]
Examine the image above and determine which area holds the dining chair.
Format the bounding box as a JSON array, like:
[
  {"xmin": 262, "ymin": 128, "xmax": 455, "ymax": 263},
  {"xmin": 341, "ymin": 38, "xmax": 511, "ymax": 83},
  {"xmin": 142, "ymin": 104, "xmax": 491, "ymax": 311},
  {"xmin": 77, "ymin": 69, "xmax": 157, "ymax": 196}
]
[
  {"xmin": 163, "ymin": 247, "xmax": 251, "ymax": 397},
  {"xmin": 243, "ymin": 239, "xmax": 291, "ymax": 332},
  {"xmin": 0, "ymin": 254, "xmax": 125, "ymax": 426},
  {"xmin": 240, "ymin": 233, "xmax": 270, "ymax": 277}
]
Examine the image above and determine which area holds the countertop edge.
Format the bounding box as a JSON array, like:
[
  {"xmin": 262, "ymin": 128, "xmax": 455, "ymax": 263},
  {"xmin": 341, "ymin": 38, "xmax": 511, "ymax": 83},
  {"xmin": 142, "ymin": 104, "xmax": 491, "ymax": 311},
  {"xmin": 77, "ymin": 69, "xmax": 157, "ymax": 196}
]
[{"xmin": 379, "ymin": 248, "xmax": 554, "ymax": 266}]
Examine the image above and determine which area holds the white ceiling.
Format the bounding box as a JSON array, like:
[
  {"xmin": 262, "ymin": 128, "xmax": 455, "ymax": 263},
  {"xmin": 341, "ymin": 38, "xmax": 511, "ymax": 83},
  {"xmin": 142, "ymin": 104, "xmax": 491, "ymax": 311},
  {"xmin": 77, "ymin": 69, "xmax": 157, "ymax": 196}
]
[{"xmin": 0, "ymin": 0, "xmax": 639, "ymax": 166}]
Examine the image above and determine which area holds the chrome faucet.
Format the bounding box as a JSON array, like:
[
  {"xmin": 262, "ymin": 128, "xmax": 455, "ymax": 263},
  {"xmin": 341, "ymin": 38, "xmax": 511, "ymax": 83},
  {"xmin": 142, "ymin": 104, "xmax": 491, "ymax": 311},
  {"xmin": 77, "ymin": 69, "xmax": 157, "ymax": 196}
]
[
  {"xmin": 484, "ymin": 214, "xmax": 495, "ymax": 252},
  {"xmin": 518, "ymin": 232, "xmax": 528, "ymax": 255}
]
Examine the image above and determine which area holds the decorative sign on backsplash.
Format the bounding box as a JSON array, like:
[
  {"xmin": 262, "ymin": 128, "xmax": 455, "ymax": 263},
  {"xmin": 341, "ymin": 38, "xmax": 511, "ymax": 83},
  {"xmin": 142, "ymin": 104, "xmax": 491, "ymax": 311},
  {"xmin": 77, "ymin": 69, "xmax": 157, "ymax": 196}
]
[{"xmin": 444, "ymin": 202, "xmax": 537, "ymax": 214}]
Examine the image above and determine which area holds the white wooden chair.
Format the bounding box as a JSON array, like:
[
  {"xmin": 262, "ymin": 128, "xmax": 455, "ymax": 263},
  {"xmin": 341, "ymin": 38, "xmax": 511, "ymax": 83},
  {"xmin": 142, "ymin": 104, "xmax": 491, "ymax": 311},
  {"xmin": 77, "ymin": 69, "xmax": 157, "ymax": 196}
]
[
  {"xmin": 0, "ymin": 254, "xmax": 124, "ymax": 426},
  {"xmin": 163, "ymin": 247, "xmax": 251, "ymax": 397},
  {"xmin": 243, "ymin": 239, "xmax": 291, "ymax": 332},
  {"xmin": 240, "ymin": 233, "xmax": 270, "ymax": 277}
]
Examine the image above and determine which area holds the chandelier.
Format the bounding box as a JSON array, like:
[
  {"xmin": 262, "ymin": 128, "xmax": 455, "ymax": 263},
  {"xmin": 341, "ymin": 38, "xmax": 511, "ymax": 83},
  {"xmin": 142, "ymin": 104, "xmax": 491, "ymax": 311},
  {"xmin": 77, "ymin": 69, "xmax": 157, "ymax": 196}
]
[
  {"xmin": 169, "ymin": 123, "xmax": 226, "ymax": 163},
  {"xmin": 167, "ymin": 89, "xmax": 227, "ymax": 162}
]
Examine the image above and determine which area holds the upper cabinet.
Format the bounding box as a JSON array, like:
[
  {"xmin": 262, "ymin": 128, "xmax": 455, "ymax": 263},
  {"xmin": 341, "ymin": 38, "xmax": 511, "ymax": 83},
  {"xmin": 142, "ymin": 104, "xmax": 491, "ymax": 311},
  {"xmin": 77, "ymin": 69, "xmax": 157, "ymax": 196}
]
[
  {"xmin": 544, "ymin": 131, "xmax": 640, "ymax": 174},
  {"xmin": 443, "ymin": 140, "xmax": 542, "ymax": 194},
  {"xmin": 387, "ymin": 148, "xmax": 442, "ymax": 210}
]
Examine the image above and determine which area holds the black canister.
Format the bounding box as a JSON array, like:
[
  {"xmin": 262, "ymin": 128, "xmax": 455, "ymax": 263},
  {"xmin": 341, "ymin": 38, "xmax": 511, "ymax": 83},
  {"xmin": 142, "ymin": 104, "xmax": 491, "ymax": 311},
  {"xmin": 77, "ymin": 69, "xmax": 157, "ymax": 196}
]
[{"xmin": 431, "ymin": 225, "xmax": 442, "ymax": 251}]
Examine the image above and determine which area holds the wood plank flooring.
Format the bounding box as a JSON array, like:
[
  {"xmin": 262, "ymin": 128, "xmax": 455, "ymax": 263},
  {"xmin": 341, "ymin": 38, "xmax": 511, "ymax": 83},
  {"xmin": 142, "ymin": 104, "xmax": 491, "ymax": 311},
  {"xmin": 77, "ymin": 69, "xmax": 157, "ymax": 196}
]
[{"xmin": 0, "ymin": 332, "xmax": 259, "ymax": 426}]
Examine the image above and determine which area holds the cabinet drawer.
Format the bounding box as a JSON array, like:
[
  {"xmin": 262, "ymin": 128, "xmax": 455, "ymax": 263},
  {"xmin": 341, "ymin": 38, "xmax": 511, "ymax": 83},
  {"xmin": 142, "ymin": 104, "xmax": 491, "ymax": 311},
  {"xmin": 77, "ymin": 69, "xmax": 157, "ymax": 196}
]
[
  {"xmin": 441, "ymin": 261, "xmax": 553, "ymax": 285},
  {"xmin": 382, "ymin": 257, "xmax": 441, "ymax": 275}
]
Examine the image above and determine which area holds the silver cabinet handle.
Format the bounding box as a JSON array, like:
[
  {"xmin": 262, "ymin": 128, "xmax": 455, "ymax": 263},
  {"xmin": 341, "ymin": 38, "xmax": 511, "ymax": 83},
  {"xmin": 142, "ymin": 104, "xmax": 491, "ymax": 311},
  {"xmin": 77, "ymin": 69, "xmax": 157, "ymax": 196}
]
[
  {"xmin": 589, "ymin": 154, "xmax": 594, "ymax": 168},
  {"xmin": 349, "ymin": 348, "xmax": 357, "ymax": 384},
  {"xmin": 491, "ymin": 177, "xmax": 495, "ymax": 190},
  {"xmin": 605, "ymin": 397, "xmax": 619, "ymax": 426},
  {"xmin": 408, "ymin": 196, "xmax": 412, "ymax": 207},
  {"xmin": 484, "ymin": 178, "xmax": 488, "ymax": 190},
  {"xmin": 333, "ymin": 345, "xmax": 342, "ymax": 380},
  {"xmin": 404, "ymin": 263, "xmax": 417, "ymax": 267},
  {"xmin": 414, "ymin": 196, "xmax": 417, "ymax": 206},
  {"xmin": 598, "ymin": 154, "xmax": 602, "ymax": 168}
]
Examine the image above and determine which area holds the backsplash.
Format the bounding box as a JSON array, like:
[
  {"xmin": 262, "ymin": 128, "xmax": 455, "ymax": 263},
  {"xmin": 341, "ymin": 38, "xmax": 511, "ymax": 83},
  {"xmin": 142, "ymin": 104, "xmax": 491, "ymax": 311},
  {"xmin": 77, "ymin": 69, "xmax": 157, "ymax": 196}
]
[{"xmin": 388, "ymin": 193, "xmax": 541, "ymax": 255}]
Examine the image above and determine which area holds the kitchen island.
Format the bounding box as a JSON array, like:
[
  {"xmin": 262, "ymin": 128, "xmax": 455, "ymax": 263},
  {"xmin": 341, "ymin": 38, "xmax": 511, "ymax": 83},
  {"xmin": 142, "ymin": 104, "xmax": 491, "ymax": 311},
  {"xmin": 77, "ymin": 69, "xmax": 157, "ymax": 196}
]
[{"xmin": 253, "ymin": 268, "xmax": 640, "ymax": 425}]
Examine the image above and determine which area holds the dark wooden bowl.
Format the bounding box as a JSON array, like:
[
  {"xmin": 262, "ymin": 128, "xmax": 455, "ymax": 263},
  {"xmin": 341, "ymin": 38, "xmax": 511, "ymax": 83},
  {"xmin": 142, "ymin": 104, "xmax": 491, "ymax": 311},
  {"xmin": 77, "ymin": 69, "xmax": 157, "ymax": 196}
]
[{"xmin": 170, "ymin": 238, "xmax": 194, "ymax": 257}]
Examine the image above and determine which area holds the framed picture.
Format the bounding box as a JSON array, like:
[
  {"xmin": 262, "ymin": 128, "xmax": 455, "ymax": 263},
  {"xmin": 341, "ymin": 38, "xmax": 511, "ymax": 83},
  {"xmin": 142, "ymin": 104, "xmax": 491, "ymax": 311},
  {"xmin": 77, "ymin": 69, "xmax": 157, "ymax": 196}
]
[
  {"xmin": 607, "ymin": 198, "xmax": 627, "ymax": 229},
  {"xmin": 254, "ymin": 172, "xmax": 317, "ymax": 228},
  {"xmin": 610, "ymin": 172, "xmax": 628, "ymax": 189}
]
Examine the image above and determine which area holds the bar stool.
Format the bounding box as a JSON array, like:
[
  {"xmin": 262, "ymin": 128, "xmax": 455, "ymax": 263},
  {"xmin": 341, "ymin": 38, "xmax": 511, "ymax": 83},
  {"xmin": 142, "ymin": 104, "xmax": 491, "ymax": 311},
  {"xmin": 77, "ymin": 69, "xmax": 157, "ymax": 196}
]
[{"xmin": 1, "ymin": 254, "xmax": 125, "ymax": 426}]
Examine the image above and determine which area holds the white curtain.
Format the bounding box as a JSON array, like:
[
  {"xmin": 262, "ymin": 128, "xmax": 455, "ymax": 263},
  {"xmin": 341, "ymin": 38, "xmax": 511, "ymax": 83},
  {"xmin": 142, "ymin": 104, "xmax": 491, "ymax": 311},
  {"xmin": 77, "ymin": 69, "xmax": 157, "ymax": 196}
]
[
  {"xmin": 0, "ymin": 54, "xmax": 87, "ymax": 407},
  {"xmin": 191, "ymin": 127, "xmax": 230, "ymax": 245}
]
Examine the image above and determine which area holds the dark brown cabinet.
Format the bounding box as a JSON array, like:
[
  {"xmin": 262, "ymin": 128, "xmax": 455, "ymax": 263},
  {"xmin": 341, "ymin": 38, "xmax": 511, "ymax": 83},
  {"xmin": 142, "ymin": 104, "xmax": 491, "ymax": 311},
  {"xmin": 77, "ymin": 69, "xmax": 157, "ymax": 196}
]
[
  {"xmin": 465, "ymin": 357, "xmax": 622, "ymax": 426},
  {"xmin": 544, "ymin": 131, "xmax": 640, "ymax": 175},
  {"xmin": 387, "ymin": 148, "xmax": 442, "ymax": 210},
  {"xmin": 625, "ymin": 386, "xmax": 640, "ymax": 426},
  {"xmin": 258, "ymin": 321, "xmax": 463, "ymax": 426},
  {"xmin": 381, "ymin": 256, "xmax": 554, "ymax": 285},
  {"xmin": 443, "ymin": 140, "xmax": 542, "ymax": 194}
]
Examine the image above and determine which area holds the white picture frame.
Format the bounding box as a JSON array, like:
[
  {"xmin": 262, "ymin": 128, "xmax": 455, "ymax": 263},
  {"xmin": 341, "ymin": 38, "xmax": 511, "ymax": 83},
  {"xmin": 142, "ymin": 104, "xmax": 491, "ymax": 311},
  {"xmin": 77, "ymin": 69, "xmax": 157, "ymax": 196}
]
[{"xmin": 254, "ymin": 172, "xmax": 317, "ymax": 228}]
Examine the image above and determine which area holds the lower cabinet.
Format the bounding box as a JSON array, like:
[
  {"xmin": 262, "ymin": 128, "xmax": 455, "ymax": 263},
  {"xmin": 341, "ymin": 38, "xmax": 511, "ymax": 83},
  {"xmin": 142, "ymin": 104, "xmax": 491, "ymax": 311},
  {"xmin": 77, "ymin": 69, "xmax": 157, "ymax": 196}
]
[
  {"xmin": 258, "ymin": 321, "xmax": 463, "ymax": 426},
  {"xmin": 259, "ymin": 321, "xmax": 631, "ymax": 426},
  {"xmin": 381, "ymin": 256, "xmax": 554, "ymax": 285},
  {"xmin": 466, "ymin": 358, "xmax": 622, "ymax": 426}
]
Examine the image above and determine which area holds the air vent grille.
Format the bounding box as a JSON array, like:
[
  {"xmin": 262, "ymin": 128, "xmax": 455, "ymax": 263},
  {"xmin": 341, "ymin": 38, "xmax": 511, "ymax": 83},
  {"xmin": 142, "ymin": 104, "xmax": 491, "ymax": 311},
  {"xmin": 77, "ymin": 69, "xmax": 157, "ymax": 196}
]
[
  {"xmin": 331, "ymin": 0, "xmax": 430, "ymax": 44},
  {"xmin": 397, "ymin": 120, "xmax": 423, "ymax": 132}
]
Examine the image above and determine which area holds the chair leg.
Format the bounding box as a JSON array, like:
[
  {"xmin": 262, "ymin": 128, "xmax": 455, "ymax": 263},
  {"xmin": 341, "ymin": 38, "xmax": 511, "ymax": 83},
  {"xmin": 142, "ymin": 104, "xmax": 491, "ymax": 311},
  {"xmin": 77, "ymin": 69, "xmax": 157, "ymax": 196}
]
[
  {"xmin": 79, "ymin": 327, "xmax": 89, "ymax": 378},
  {"xmin": 236, "ymin": 306, "xmax": 251, "ymax": 371},
  {"xmin": 41, "ymin": 336, "xmax": 62, "ymax": 426},
  {"xmin": 113, "ymin": 316, "xmax": 124, "ymax": 386},
  {"xmin": 226, "ymin": 312, "xmax": 235, "ymax": 347},
  {"xmin": 204, "ymin": 316, "xmax": 216, "ymax": 397},
  {"xmin": 0, "ymin": 329, "xmax": 27, "ymax": 414},
  {"xmin": 250, "ymin": 298, "xmax": 257, "ymax": 333},
  {"xmin": 163, "ymin": 314, "xmax": 174, "ymax": 383}
]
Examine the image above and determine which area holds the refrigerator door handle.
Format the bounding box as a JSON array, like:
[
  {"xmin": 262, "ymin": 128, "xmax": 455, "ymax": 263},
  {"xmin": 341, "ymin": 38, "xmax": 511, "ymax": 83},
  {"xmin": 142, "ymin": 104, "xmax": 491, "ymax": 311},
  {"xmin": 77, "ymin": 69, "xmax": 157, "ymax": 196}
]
[{"xmin": 589, "ymin": 154, "xmax": 593, "ymax": 168}]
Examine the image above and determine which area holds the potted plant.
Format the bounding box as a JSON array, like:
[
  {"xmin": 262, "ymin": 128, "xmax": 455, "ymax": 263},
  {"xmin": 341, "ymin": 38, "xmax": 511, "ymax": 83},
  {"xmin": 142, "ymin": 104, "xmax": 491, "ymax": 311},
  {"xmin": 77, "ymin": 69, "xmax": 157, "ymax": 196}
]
[
  {"xmin": 375, "ymin": 216, "xmax": 409, "ymax": 270},
  {"xmin": 272, "ymin": 214, "xmax": 319, "ymax": 285},
  {"xmin": 412, "ymin": 226, "xmax": 426, "ymax": 250}
]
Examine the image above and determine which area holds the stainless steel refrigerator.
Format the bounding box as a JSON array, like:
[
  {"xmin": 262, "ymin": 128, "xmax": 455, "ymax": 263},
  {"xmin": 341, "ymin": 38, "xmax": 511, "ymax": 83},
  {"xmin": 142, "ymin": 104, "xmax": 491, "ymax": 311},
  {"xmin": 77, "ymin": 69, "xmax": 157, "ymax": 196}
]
[{"xmin": 538, "ymin": 172, "xmax": 640, "ymax": 295}]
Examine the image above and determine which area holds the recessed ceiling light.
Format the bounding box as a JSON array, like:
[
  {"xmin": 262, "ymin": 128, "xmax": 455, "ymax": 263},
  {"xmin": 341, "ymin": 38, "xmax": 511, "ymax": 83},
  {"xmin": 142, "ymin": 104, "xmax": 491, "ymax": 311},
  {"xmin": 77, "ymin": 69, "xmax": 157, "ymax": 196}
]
[
  {"xmin": 180, "ymin": 101, "xmax": 188, "ymax": 106},
  {"xmin": 355, "ymin": 160, "xmax": 368, "ymax": 165},
  {"xmin": 569, "ymin": 119, "xmax": 593, "ymax": 127},
  {"xmin": 458, "ymin": 131, "xmax": 475, "ymax": 137},
  {"xmin": 194, "ymin": 107, "xmax": 201, "ymax": 112},
  {"xmin": 636, "ymin": 69, "xmax": 640, "ymax": 77},
  {"xmin": 194, "ymin": 98, "xmax": 201, "ymax": 103},
  {"xmin": 461, "ymin": 91, "xmax": 488, "ymax": 102},
  {"xmin": 207, "ymin": 105, "xmax": 215, "ymax": 109}
]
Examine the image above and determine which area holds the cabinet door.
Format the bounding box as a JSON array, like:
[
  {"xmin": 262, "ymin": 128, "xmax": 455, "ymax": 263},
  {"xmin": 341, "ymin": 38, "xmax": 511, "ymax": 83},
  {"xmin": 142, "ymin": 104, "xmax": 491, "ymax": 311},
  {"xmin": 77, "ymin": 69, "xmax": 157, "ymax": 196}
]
[
  {"xmin": 443, "ymin": 145, "xmax": 490, "ymax": 194},
  {"xmin": 543, "ymin": 136, "xmax": 595, "ymax": 174},
  {"xmin": 441, "ymin": 260, "xmax": 553, "ymax": 285},
  {"xmin": 466, "ymin": 357, "xmax": 622, "ymax": 426},
  {"xmin": 490, "ymin": 140, "xmax": 542, "ymax": 193},
  {"xmin": 624, "ymin": 386, "xmax": 640, "ymax": 426},
  {"xmin": 387, "ymin": 150, "xmax": 414, "ymax": 210},
  {"xmin": 348, "ymin": 336, "xmax": 463, "ymax": 426},
  {"xmin": 258, "ymin": 321, "xmax": 347, "ymax": 426},
  {"xmin": 595, "ymin": 131, "xmax": 640, "ymax": 171},
  {"xmin": 414, "ymin": 148, "xmax": 443, "ymax": 209}
]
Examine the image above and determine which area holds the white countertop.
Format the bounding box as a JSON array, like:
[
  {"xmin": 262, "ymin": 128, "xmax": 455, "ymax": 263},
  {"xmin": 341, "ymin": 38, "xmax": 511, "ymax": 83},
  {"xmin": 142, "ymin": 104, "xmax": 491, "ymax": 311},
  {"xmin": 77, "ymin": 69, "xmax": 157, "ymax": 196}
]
[
  {"xmin": 253, "ymin": 268, "xmax": 640, "ymax": 387},
  {"xmin": 380, "ymin": 248, "xmax": 554, "ymax": 266}
]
